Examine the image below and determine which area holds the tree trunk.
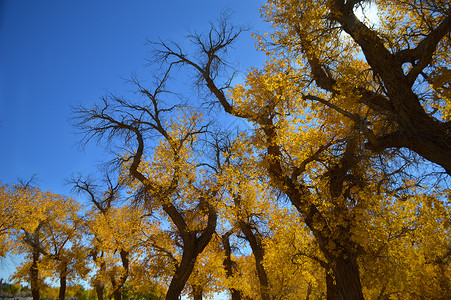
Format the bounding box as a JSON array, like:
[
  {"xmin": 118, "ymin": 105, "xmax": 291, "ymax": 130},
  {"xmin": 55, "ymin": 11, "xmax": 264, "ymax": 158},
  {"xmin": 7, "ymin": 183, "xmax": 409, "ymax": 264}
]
[
  {"xmin": 94, "ymin": 254, "xmax": 105, "ymax": 300},
  {"xmin": 238, "ymin": 221, "xmax": 271, "ymax": 300},
  {"xmin": 325, "ymin": 268, "xmax": 341, "ymax": 300},
  {"xmin": 94, "ymin": 282, "xmax": 104, "ymax": 300},
  {"xmin": 109, "ymin": 249, "xmax": 129, "ymax": 300},
  {"xmin": 31, "ymin": 250, "xmax": 40, "ymax": 300},
  {"xmin": 58, "ymin": 262, "xmax": 68, "ymax": 300},
  {"xmin": 222, "ymin": 232, "xmax": 243, "ymax": 300},
  {"xmin": 332, "ymin": 257, "xmax": 364, "ymax": 300},
  {"xmin": 192, "ymin": 285, "xmax": 203, "ymax": 300},
  {"xmin": 165, "ymin": 238, "xmax": 197, "ymax": 300},
  {"xmin": 163, "ymin": 200, "xmax": 217, "ymax": 300},
  {"xmin": 112, "ymin": 289, "xmax": 122, "ymax": 300}
]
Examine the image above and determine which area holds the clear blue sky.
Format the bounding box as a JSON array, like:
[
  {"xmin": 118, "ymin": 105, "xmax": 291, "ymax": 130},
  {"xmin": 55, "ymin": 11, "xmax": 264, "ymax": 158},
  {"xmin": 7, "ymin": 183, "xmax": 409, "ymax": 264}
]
[{"xmin": 0, "ymin": 0, "xmax": 269, "ymax": 197}]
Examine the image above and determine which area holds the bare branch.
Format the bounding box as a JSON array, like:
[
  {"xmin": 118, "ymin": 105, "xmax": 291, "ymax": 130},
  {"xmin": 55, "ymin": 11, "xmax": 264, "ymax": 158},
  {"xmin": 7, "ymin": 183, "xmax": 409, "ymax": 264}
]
[{"xmin": 150, "ymin": 13, "xmax": 251, "ymax": 119}]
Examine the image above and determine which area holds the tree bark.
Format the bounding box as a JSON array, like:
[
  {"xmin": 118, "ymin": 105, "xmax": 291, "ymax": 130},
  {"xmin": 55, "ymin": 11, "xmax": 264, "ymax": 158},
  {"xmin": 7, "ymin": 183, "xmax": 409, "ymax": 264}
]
[
  {"xmin": 94, "ymin": 283, "xmax": 104, "ymax": 300},
  {"xmin": 112, "ymin": 289, "xmax": 122, "ymax": 300},
  {"xmin": 58, "ymin": 262, "xmax": 68, "ymax": 300},
  {"xmin": 222, "ymin": 232, "xmax": 243, "ymax": 300},
  {"xmin": 30, "ymin": 250, "xmax": 40, "ymax": 300},
  {"xmin": 164, "ymin": 203, "xmax": 216, "ymax": 300},
  {"xmin": 325, "ymin": 268, "xmax": 341, "ymax": 300},
  {"xmin": 327, "ymin": 0, "xmax": 451, "ymax": 174},
  {"xmin": 331, "ymin": 257, "xmax": 364, "ymax": 300},
  {"xmin": 259, "ymin": 120, "xmax": 364, "ymax": 300},
  {"xmin": 165, "ymin": 237, "xmax": 197, "ymax": 300},
  {"xmin": 238, "ymin": 221, "xmax": 271, "ymax": 300},
  {"xmin": 111, "ymin": 249, "xmax": 129, "ymax": 300},
  {"xmin": 93, "ymin": 257, "xmax": 105, "ymax": 300}
]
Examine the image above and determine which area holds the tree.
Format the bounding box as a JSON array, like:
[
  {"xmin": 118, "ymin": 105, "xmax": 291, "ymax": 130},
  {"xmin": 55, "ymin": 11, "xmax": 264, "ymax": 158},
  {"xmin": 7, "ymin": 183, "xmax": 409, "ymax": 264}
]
[
  {"xmin": 71, "ymin": 175, "xmax": 132, "ymax": 300},
  {"xmin": 149, "ymin": 12, "xmax": 450, "ymax": 299},
  {"xmin": 74, "ymin": 73, "xmax": 219, "ymax": 299},
  {"xmin": 5, "ymin": 183, "xmax": 82, "ymax": 300},
  {"xmin": 205, "ymin": 131, "xmax": 275, "ymax": 300},
  {"xmin": 261, "ymin": 0, "xmax": 451, "ymax": 175},
  {"xmin": 264, "ymin": 205, "xmax": 328, "ymax": 300},
  {"xmin": 72, "ymin": 6, "xmax": 451, "ymax": 299}
]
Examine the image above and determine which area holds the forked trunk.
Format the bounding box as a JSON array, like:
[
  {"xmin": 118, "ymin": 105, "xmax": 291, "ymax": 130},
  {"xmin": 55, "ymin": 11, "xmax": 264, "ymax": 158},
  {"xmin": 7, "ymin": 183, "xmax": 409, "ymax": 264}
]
[{"xmin": 162, "ymin": 200, "xmax": 217, "ymax": 300}]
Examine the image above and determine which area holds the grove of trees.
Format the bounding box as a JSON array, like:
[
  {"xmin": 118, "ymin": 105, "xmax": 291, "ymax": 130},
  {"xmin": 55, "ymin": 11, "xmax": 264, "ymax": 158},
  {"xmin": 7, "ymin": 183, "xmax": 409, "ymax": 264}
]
[{"xmin": 1, "ymin": 1, "xmax": 450, "ymax": 299}]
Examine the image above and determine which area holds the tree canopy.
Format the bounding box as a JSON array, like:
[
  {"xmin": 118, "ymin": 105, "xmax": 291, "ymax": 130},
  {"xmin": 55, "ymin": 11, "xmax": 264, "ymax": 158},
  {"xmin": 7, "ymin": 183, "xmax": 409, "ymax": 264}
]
[{"xmin": 2, "ymin": 1, "xmax": 450, "ymax": 299}]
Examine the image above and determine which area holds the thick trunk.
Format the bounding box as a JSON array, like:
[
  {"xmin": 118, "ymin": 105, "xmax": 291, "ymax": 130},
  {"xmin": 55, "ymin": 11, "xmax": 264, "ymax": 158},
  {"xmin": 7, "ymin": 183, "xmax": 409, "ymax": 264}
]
[
  {"xmin": 325, "ymin": 269, "xmax": 341, "ymax": 300},
  {"xmin": 109, "ymin": 249, "xmax": 129, "ymax": 300},
  {"xmin": 111, "ymin": 280, "xmax": 122, "ymax": 300},
  {"xmin": 31, "ymin": 250, "xmax": 40, "ymax": 300},
  {"xmin": 163, "ymin": 200, "xmax": 217, "ymax": 300},
  {"xmin": 165, "ymin": 239, "xmax": 197, "ymax": 300},
  {"xmin": 113, "ymin": 249, "xmax": 129, "ymax": 300},
  {"xmin": 332, "ymin": 257, "xmax": 364, "ymax": 300},
  {"xmin": 330, "ymin": 3, "xmax": 451, "ymax": 174},
  {"xmin": 233, "ymin": 193, "xmax": 271, "ymax": 300},
  {"xmin": 231, "ymin": 289, "xmax": 243, "ymax": 300},
  {"xmin": 95, "ymin": 261, "xmax": 105, "ymax": 300},
  {"xmin": 58, "ymin": 262, "xmax": 68, "ymax": 300},
  {"xmin": 402, "ymin": 121, "xmax": 451, "ymax": 175}
]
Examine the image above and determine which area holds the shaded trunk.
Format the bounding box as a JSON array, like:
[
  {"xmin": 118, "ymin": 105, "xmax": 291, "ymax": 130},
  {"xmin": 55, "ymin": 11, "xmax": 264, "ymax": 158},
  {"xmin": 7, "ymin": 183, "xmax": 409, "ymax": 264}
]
[
  {"xmin": 233, "ymin": 193, "xmax": 270, "ymax": 300},
  {"xmin": 165, "ymin": 217, "xmax": 217, "ymax": 300},
  {"xmin": 31, "ymin": 250, "xmax": 40, "ymax": 300},
  {"xmin": 163, "ymin": 200, "xmax": 217, "ymax": 300},
  {"xmin": 165, "ymin": 238, "xmax": 197, "ymax": 300},
  {"xmin": 112, "ymin": 289, "xmax": 122, "ymax": 300},
  {"xmin": 287, "ymin": 194, "xmax": 363, "ymax": 299},
  {"xmin": 58, "ymin": 262, "xmax": 68, "ymax": 300},
  {"xmin": 222, "ymin": 232, "xmax": 243, "ymax": 300},
  {"xmin": 332, "ymin": 257, "xmax": 364, "ymax": 300},
  {"xmin": 325, "ymin": 268, "xmax": 341, "ymax": 300},
  {"xmin": 94, "ymin": 283, "xmax": 104, "ymax": 300},
  {"xmin": 238, "ymin": 221, "xmax": 271, "ymax": 300},
  {"xmin": 110, "ymin": 275, "xmax": 122, "ymax": 300},
  {"xmin": 92, "ymin": 251, "xmax": 105, "ymax": 300},
  {"xmin": 110, "ymin": 249, "xmax": 129, "ymax": 300}
]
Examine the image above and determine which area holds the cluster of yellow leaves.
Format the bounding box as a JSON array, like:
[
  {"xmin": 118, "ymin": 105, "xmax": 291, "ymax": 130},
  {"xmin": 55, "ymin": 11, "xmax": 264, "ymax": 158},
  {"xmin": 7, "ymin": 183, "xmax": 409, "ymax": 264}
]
[
  {"xmin": 264, "ymin": 206, "xmax": 325, "ymax": 299},
  {"xmin": 0, "ymin": 183, "xmax": 87, "ymax": 287}
]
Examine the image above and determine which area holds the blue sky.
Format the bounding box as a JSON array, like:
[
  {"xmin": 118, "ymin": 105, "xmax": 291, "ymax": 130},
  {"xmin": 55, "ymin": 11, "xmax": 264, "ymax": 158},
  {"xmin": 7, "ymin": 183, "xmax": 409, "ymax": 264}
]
[{"xmin": 0, "ymin": 0, "xmax": 269, "ymax": 197}]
